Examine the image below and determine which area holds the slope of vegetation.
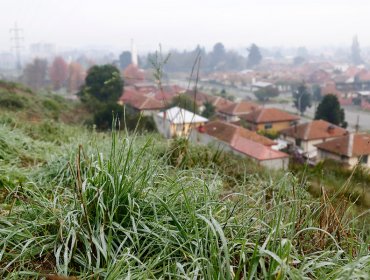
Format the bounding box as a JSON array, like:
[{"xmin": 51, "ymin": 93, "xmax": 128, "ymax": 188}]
[
  {"xmin": 290, "ymin": 159, "xmax": 370, "ymax": 207},
  {"xmin": 0, "ymin": 80, "xmax": 90, "ymax": 131},
  {"xmin": 0, "ymin": 81, "xmax": 369, "ymax": 279}
]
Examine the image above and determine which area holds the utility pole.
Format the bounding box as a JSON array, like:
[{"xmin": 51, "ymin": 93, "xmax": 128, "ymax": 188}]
[
  {"xmin": 10, "ymin": 22, "xmax": 23, "ymax": 73},
  {"xmin": 355, "ymin": 115, "xmax": 360, "ymax": 133}
]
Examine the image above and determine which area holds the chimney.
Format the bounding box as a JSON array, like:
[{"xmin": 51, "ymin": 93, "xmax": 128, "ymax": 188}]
[
  {"xmin": 327, "ymin": 125, "xmax": 335, "ymax": 135},
  {"xmin": 347, "ymin": 133, "xmax": 354, "ymax": 157}
]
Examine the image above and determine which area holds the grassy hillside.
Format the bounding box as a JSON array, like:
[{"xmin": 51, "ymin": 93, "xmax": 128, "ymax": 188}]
[
  {"xmin": 0, "ymin": 80, "xmax": 90, "ymax": 134},
  {"xmin": 0, "ymin": 82, "xmax": 369, "ymax": 279}
]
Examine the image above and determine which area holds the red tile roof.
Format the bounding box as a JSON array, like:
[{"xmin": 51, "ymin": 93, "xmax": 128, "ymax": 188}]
[
  {"xmin": 280, "ymin": 120, "xmax": 347, "ymax": 141},
  {"xmin": 242, "ymin": 108, "xmax": 300, "ymax": 124},
  {"xmin": 219, "ymin": 101, "xmax": 260, "ymax": 116},
  {"xmin": 202, "ymin": 121, "xmax": 275, "ymax": 146},
  {"xmin": 315, "ymin": 133, "xmax": 370, "ymax": 157},
  {"xmin": 125, "ymin": 94, "xmax": 166, "ymax": 110},
  {"xmin": 152, "ymin": 91, "xmax": 175, "ymax": 103},
  {"xmin": 308, "ymin": 69, "xmax": 331, "ymax": 84},
  {"xmin": 184, "ymin": 90, "xmax": 234, "ymax": 111},
  {"xmin": 119, "ymin": 87, "xmax": 140, "ymax": 103},
  {"xmin": 185, "ymin": 90, "xmax": 216, "ymax": 106},
  {"xmin": 345, "ymin": 66, "xmax": 362, "ymax": 78},
  {"xmin": 231, "ymin": 137, "xmax": 289, "ymax": 160},
  {"xmin": 120, "ymin": 85, "xmax": 176, "ymax": 106},
  {"xmin": 120, "ymin": 87, "xmax": 166, "ymax": 110},
  {"xmin": 321, "ymin": 83, "xmax": 343, "ymax": 97},
  {"xmin": 123, "ymin": 64, "xmax": 145, "ymax": 85},
  {"xmin": 358, "ymin": 71, "xmax": 370, "ymax": 82},
  {"xmin": 212, "ymin": 97, "xmax": 234, "ymax": 111}
]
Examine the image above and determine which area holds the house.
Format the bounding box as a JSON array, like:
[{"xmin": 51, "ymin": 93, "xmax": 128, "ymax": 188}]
[
  {"xmin": 218, "ymin": 101, "xmax": 260, "ymax": 122},
  {"xmin": 308, "ymin": 69, "xmax": 331, "ymax": 85},
  {"xmin": 154, "ymin": 106, "xmax": 208, "ymax": 138},
  {"xmin": 280, "ymin": 120, "xmax": 348, "ymax": 159},
  {"xmin": 118, "ymin": 86, "xmax": 167, "ymax": 116},
  {"xmin": 191, "ymin": 120, "xmax": 275, "ymax": 146},
  {"xmin": 321, "ymin": 83, "xmax": 353, "ymax": 106},
  {"xmin": 190, "ymin": 121, "xmax": 289, "ymax": 170},
  {"xmin": 119, "ymin": 84, "xmax": 181, "ymax": 110},
  {"xmin": 123, "ymin": 64, "xmax": 145, "ymax": 85},
  {"xmin": 212, "ymin": 96, "xmax": 234, "ymax": 112},
  {"xmin": 231, "ymin": 137, "xmax": 290, "ymax": 170},
  {"xmin": 315, "ymin": 133, "xmax": 370, "ymax": 168},
  {"xmin": 184, "ymin": 90, "xmax": 234, "ymax": 113},
  {"xmin": 251, "ymin": 81, "xmax": 273, "ymax": 92},
  {"xmin": 241, "ymin": 108, "xmax": 300, "ymax": 132},
  {"xmin": 123, "ymin": 94, "xmax": 166, "ymax": 116}
]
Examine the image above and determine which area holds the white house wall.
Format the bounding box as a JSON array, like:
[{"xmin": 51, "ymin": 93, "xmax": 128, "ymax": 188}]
[
  {"xmin": 154, "ymin": 115, "xmax": 171, "ymax": 138},
  {"xmin": 190, "ymin": 130, "xmax": 289, "ymax": 170},
  {"xmin": 260, "ymin": 158, "xmax": 289, "ymax": 170}
]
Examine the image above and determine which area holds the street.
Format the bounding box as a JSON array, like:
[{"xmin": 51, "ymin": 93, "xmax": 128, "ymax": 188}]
[{"xmin": 265, "ymin": 102, "xmax": 370, "ymax": 132}]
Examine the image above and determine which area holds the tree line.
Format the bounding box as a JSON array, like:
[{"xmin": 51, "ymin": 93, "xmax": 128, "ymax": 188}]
[
  {"xmin": 21, "ymin": 56, "xmax": 86, "ymax": 92},
  {"xmin": 117, "ymin": 42, "xmax": 263, "ymax": 73}
]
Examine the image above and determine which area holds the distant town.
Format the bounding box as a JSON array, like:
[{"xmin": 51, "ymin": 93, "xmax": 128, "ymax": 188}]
[{"xmin": 1, "ymin": 37, "xmax": 370, "ymax": 171}]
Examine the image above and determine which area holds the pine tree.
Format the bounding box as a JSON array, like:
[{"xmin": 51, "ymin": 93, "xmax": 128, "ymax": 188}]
[
  {"xmin": 315, "ymin": 94, "xmax": 347, "ymax": 128},
  {"xmin": 247, "ymin": 44, "xmax": 262, "ymax": 68},
  {"xmin": 293, "ymin": 83, "xmax": 312, "ymax": 115}
]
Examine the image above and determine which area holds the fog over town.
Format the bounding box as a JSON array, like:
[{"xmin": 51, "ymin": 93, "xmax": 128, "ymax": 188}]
[
  {"xmin": 2, "ymin": 0, "xmax": 370, "ymax": 129},
  {"xmin": 1, "ymin": 2, "xmax": 370, "ymax": 278},
  {"xmin": 1, "ymin": 0, "xmax": 370, "ymax": 51}
]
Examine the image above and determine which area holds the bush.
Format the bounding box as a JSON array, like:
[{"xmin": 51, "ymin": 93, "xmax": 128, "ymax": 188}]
[
  {"xmin": 42, "ymin": 99, "xmax": 62, "ymax": 120},
  {"xmin": 93, "ymin": 103, "xmax": 123, "ymax": 130},
  {"xmin": 124, "ymin": 113, "xmax": 156, "ymax": 133},
  {"xmin": 0, "ymin": 94, "xmax": 25, "ymax": 109},
  {"xmin": 257, "ymin": 129, "xmax": 279, "ymax": 139},
  {"xmin": 24, "ymin": 120, "xmax": 72, "ymax": 143}
]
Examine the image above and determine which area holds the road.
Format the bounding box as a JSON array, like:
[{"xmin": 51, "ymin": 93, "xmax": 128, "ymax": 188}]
[{"xmin": 265, "ymin": 103, "xmax": 370, "ymax": 132}]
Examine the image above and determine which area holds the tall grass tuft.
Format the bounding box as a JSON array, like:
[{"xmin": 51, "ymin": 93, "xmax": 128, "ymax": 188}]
[{"xmin": 1, "ymin": 125, "xmax": 369, "ymax": 279}]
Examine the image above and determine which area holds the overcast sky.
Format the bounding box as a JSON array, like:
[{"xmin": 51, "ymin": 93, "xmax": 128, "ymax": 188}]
[{"xmin": 1, "ymin": 0, "xmax": 369, "ymax": 53}]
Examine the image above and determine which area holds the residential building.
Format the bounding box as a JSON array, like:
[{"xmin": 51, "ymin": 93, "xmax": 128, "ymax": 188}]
[
  {"xmin": 119, "ymin": 84, "xmax": 179, "ymax": 109},
  {"xmin": 251, "ymin": 81, "xmax": 273, "ymax": 92},
  {"xmin": 154, "ymin": 107, "xmax": 208, "ymax": 138},
  {"xmin": 191, "ymin": 120, "xmax": 275, "ymax": 146},
  {"xmin": 190, "ymin": 121, "xmax": 289, "ymax": 170},
  {"xmin": 315, "ymin": 133, "xmax": 370, "ymax": 168},
  {"xmin": 122, "ymin": 94, "xmax": 166, "ymax": 116},
  {"xmin": 241, "ymin": 108, "xmax": 299, "ymax": 132},
  {"xmin": 185, "ymin": 90, "xmax": 233, "ymax": 113},
  {"xmin": 123, "ymin": 64, "xmax": 145, "ymax": 85},
  {"xmin": 280, "ymin": 120, "xmax": 348, "ymax": 159},
  {"xmin": 218, "ymin": 101, "xmax": 260, "ymax": 122}
]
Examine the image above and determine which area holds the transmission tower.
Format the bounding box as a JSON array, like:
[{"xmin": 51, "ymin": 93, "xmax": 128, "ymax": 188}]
[{"xmin": 10, "ymin": 22, "xmax": 24, "ymax": 72}]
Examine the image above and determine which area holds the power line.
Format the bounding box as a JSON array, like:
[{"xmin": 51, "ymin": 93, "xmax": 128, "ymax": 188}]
[{"xmin": 10, "ymin": 22, "xmax": 24, "ymax": 72}]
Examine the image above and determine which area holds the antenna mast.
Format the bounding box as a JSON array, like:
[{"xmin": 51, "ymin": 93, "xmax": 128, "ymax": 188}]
[{"xmin": 10, "ymin": 22, "xmax": 23, "ymax": 73}]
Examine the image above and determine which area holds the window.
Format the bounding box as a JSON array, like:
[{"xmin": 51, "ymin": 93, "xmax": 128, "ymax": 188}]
[
  {"xmin": 359, "ymin": 155, "xmax": 368, "ymax": 164},
  {"xmin": 264, "ymin": 123, "xmax": 272, "ymax": 129},
  {"xmin": 295, "ymin": 139, "xmax": 301, "ymax": 146}
]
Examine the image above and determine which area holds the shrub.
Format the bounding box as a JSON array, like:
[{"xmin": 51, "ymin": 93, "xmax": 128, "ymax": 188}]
[
  {"xmin": 0, "ymin": 94, "xmax": 25, "ymax": 109},
  {"xmin": 93, "ymin": 102, "xmax": 123, "ymax": 130}
]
